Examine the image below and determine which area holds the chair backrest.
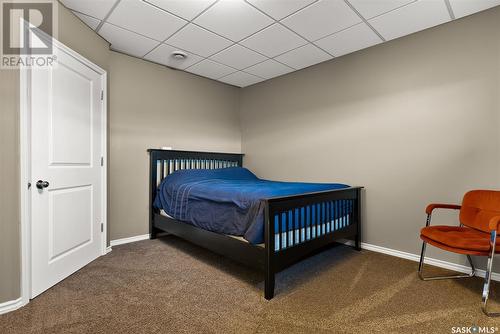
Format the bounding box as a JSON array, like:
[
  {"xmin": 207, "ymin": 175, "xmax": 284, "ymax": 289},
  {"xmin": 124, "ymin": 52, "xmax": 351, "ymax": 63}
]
[{"xmin": 460, "ymin": 190, "xmax": 500, "ymax": 232}]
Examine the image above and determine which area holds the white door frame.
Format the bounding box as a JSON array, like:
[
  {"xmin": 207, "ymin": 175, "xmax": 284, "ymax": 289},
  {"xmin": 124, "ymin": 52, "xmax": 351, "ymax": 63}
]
[{"xmin": 19, "ymin": 37, "xmax": 108, "ymax": 306}]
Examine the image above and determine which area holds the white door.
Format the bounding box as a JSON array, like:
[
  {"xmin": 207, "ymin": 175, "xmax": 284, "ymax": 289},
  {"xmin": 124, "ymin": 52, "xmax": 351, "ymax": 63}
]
[{"xmin": 30, "ymin": 41, "xmax": 106, "ymax": 298}]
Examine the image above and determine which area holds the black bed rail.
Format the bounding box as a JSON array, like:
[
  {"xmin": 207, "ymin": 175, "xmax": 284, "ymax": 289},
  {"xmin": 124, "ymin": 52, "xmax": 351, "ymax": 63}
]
[
  {"xmin": 264, "ymin": 186, "xmax": 362, "ymax": 299},
  {"xmin": 266, "ymin": 187, "xmax": 362, "ymax": 251}
]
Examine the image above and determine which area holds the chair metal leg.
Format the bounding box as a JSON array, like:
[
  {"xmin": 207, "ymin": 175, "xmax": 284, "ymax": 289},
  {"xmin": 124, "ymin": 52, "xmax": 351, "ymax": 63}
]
[
  {"xmin": 482, "ymin": 231, "xmax": 499, "ymax": 317},
  {"xmin": 418, "ymin": 241, "xmax": 476, "ymax": 280}
]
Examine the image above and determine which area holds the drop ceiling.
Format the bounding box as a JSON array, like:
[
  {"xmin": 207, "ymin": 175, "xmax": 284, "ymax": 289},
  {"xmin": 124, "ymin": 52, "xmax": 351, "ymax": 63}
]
[{"xmin": 63, "ymin": 0, "xmax": 500, "ymax": 87}]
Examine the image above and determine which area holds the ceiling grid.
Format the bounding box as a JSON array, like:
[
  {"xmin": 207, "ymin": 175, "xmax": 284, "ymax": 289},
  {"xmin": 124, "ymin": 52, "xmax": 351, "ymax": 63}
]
[{"xmin": 62, "ymin": 0, "xmax": 500, "ymax": 87}]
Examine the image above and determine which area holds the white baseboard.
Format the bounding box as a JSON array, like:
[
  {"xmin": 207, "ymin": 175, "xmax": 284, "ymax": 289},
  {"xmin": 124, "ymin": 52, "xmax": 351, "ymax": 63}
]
[
  {"xmin": 106, "ymin": 246, "xmax": 112, "ymax": 254},
  {"xmin": 0, "ymin": 297, "xmax": 24, "ymax": 315},
  {"xmin": 343, "ymin": 240, "xmax": 500, "ymax": 282},
  {"xmin": 110, "ymin": 232, "xmax": 500, "ymax": 281},
  {"xmin": 110, "ymin": 232, "xmax": 171, "ymax": 247},
  {"xmin": 110, "ymin": 234, "xmax": 150, "ymax": 247}
]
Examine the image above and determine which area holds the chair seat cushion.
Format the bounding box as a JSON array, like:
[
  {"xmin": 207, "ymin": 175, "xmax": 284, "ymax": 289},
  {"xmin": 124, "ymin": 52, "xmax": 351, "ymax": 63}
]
[{"xmin": 421, "ymin": 225, "xmax": 498, "ymax": 253}]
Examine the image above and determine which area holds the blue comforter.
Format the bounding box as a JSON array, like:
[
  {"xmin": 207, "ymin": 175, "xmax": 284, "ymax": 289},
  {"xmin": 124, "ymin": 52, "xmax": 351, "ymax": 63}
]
[{"xmin": 154, "ymin": 167, "xmax": 349, "ymax": 244}]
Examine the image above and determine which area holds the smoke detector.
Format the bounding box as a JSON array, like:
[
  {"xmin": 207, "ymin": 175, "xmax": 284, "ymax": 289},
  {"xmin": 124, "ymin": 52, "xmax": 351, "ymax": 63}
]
[{"xmin": 171, "ymin": 51, "xmax": 187, "ymax": 60}]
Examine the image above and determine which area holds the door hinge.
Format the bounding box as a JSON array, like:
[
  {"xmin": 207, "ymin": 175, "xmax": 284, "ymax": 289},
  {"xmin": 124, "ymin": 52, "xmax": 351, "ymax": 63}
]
[
  {"xmin": 101, "ymin": 223, "xmax": 104, "ymax": 233},
  {"xmin": 101, "ymin": 156, "xmax": 104, "ymax": 166},
  {"xmin": 100, "ymin": 90, "xmax": 104, "ymax": 101}
]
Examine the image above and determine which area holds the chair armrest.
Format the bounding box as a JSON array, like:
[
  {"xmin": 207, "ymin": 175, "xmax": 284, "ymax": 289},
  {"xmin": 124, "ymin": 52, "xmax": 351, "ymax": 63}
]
[
  {"xmin": 425, "ymin": 203, "xmax": 461, "ymax": 215},
  {"xmin": 489, "ymin": 216, "xmax": 500, "ymax": 232}
]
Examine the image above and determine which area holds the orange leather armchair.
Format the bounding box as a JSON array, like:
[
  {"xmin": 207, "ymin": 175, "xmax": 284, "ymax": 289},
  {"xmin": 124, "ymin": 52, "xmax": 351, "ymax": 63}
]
[{"xmin": 418, "ymin": 190, "xmax": 500, "ymax": 317}]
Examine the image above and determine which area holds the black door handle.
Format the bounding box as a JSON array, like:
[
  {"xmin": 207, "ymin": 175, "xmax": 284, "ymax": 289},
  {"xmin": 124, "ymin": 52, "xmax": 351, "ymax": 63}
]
[{"xmin": 36, "ymin": 180, "xmax": 50, "ymax": 189}]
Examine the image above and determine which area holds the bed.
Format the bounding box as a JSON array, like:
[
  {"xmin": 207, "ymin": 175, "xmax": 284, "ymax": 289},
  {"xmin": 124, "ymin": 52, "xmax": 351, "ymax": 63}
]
[{"xmin": 149, "ymin": 149, "xmax": 362, "ymax": 299}]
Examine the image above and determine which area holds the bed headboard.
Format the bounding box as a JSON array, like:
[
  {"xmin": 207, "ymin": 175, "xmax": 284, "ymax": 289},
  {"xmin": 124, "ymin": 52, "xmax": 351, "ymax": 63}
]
[{"xmin": 148, "ymin": 149, "xmax": 244, "ymax": 219}]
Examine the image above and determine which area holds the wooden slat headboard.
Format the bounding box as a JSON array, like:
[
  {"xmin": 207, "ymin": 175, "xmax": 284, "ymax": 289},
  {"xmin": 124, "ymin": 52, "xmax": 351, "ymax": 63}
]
[{"xmin": 148, "ymin": 149, "xmax": 244, "ymax": 226}]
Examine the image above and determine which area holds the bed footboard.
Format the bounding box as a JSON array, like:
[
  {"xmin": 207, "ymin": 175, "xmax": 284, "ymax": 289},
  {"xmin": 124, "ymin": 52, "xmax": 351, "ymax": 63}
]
[{"xmin": 264, "ymin": 186, "xmax": 362, "ymax": 299}]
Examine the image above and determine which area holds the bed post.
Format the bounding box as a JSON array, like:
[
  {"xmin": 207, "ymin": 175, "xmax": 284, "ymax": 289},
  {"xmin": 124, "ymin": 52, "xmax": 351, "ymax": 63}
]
[
  {"xmin": 264, "ymin": 202, "xmax": 275, "ymax": 300},
  {"xmin": 149, "ymin": 150, "xmax": 159, "ymax": 239},
  {"xmin": 354, "ymin": 188, "xmax": 362, "ymax": 251}
]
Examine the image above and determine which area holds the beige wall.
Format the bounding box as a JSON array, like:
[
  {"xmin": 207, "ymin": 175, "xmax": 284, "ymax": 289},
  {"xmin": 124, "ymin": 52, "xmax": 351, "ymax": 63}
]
[
  {"xmin": 240, "ymin": 8, "xmax": 500, "ymax": 266},
  {"xmin": 0, "ymin": 2, "xmax": 241, "ymax": 303},
  {"xmin": 57, "ymin": 2, "xmax": 110, "ymax": 73},
  {"xmin": 108, "ymin": 52, "xmax": 241, "ymax": 240},
  {"xmin": 0, "ymin": 69, "xmax": 20, "ymax": 302}
]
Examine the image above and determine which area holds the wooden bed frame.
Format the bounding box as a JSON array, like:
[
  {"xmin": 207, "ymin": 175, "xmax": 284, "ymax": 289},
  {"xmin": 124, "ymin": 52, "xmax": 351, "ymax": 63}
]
[{"xmin": 149, "ymin": 149, "xmax": 363, "ymax": 299}]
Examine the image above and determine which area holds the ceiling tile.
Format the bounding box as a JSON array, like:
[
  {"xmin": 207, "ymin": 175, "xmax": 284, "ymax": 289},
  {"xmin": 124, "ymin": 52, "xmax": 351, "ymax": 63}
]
[
  {"xmin": 194, "ymin": 0, "xmax": 274, "ymax": 41},
  {"xmin": 73, "ymin": 11, "xmax": 101, "ymax": 30},
  {"xmin": 106, "ymin": 0, "xmax": 186, "ymax": 41},
  {"xmin": 68, "ymin": 0, "xmax": 494, "ymax": 86},
  {"xmin": 210, "ymin": 44, "xmax": 266, "ymax": 70},
  {"xmin": 99, "ymin": 23, "xmax": 159, "ymax": 57},
  {"xmin": 282, "ymin": 0, "xmax": 362, "ymax": 41},
  {"xmin": 275, "ymin": 43, "xmax": 331, "ymax": 70},
  {"xmin": 186, "ymin": 59, "xmax": 236, "ymax": 80},
  {"xmin": 60, "ymin": 0, "xmax": 117, "ymax": 20},
  {"xmin": 315, "ymin": 23, "xmax": 381, "ymax": 57},
  {"xmin": 245, "ymin": 0, "xmax": 317, "ymax": 20},
  {"xmin": 218, "ymin": 71, "xmax": 264, "ymax": 87},
  {"xmin": 144, "ymin": 44, "xmax": 203, "ymax": 69},
  {"xmin": 348, "ymin": 0, "xmax": 415, "ymax": 19},
  {"xmin": 448, "ymin": 0, "xmax": 500, "ymax": 19},
  {"xmin": 144, "ymin": 0, "xmax": 217, "ymax": 20},
  {"xmin": 166, "ymin": 24, "xmax": 233, "ymax": 57},
  {"xmin": 369, "ymin": 0, "xmax": 451, "ymax": 41},
  {"xmin": 244, "ymin": 59, "xmax": 294, "ymax": 79},
  {"xmin": 240, "ymin": 24, "xmax": 307, "ymax": 58}
]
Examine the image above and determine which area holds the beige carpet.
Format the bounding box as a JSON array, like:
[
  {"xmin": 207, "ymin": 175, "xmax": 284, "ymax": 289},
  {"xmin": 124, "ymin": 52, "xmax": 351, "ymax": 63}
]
[{"xmin": 1, "ymin": 236, "xmax": 499, "ymax": 333}]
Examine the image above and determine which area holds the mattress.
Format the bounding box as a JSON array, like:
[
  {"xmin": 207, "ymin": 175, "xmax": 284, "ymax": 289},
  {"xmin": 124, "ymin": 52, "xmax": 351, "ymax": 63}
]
[
  {"xmin": 154, "ymin": 167, "xmax": 351, "ymax": 244},
  {"xmin": 160, "ymin": 209, "xmax": 350, "ymax": 251}
]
